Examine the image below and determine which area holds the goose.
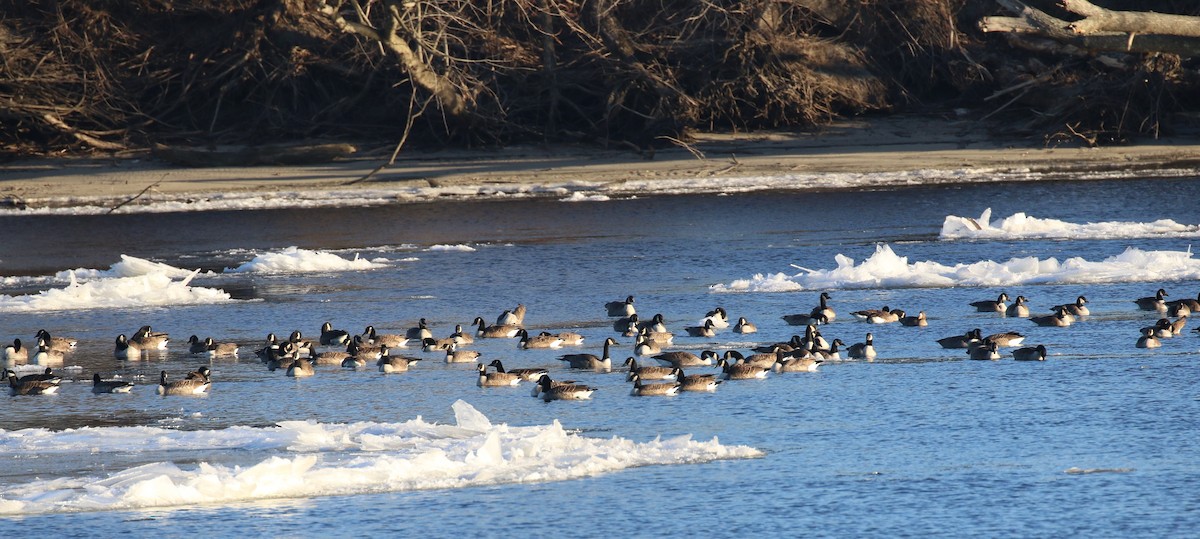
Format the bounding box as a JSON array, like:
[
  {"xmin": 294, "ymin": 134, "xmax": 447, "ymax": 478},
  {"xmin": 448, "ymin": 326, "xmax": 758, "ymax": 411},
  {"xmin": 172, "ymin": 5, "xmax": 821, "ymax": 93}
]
[
  {"xmin": 1135, "ymin": 289, "xmax": 1169, "ymax": 311},
  {"xmin": 984, "ymin": 331, "xmax": 1026, "ymax": 347},
  {"xmin": 622, "ymin": 357, "xmax": 677, "ymax": 381},
  {"xmin": 314, "ymin": 346, "xmax": 352, "ymax": 366},
  {"xmin": 266, "ymin": 342, "xmax": 302, "ymax": 372},
  {"xmin": 1168, "ymin": 302, "xmax": 1192, "ymax": 318},
  {"xmin": 605, "ymin": 295, "xmax": 636, "ymax": 317},
  {"xmin": 1012, "ymin": 345, "xmax": 1048, "ymax": 361},
  {"xmin": 421, "ymin": 337, "xmax": 456, "ymax": 352},
  {"xmin": 286, "ymin": 330, "xmax": 316, "ymax": 357},
  {"xmin": 350, "ymin": 336, "xmax": 386, "ymax": 359},
  {"xmin": 9, "ymin": 367, "xmax": 61, "ymax": 384},
  {"xmin": 517, "ymin": 329, "xmax": 564, "ymax": 349},
  {"xmin": 629, "ymin": 374, "xmax": 680, "ymax": 396},
  {"xmin": 157, "ymin": 370, "xmax": 210, "ymax": 395},
  {"xmin": 203, "ymin": 337, "xmax": 239, "ymax": 358},
  {"xmin": 1169, "ymin": 316, "xmax": 1187, "ymax": 336},
  {"xmin": 5, "ymin": 369, "xmax": 59, "ymax": 395},
  {"xmin": 530, "ymin": 376, "xmax": 582, "ymax": 398},
  {"xmin": 444, "ymin": 343, "xmax": 481, "ymax": 363},
  {"xmin": 487, "ymin": 359, "xmax": 547, "ymax": 382},
  {"xmin": 847, "ymin": 333, "xmax": 877, "ymax": 360},
  {"xmin": 732, "ymin": 317, "xmax": 757, "ymax": 334},
  {"xmin": 801, "ymin": 325, "xmax": 830, "ymax": 351},
  {"xmin": 968, "ymin": 341, "xmax": 1001, "ymax": 360},
  {"xmin": 556, "ymin": 332, "xmax": 585, "ymax": 346},
  {"xmin": 937, "ymin": 328, "xmax": 982, "ymax": 349},
  {"xmin": 1006, "ymin": 296, "xmax": 1031, "ymax": 318},
  {"xmin": 899, "ymin": 311, "xmax": 928, "ymax": 327},
  {"xmin": 477, "ymin": 363, "xmax": 521, "ymax": 387},
  {"xmin": 810, "ymin": 339, "xmax": 844, "ymax": 361},
  {"xmin": 1167, "ymin": 293, "xmax": 1200, "ymax": 315},
  {"xmin": 641, "ymin": 328, "xmax": 675, "ymax": 346},
  {"xmin": 812, "ymin": 292, "xmax": 836, "ymax": 322},
  {"xmin": 782, "ymin": 312, "xmax": 827, "ymax": 327},
  {"xmin": 731, "ymin": 349, "xmax": 780, "ymax": 369},
  {"xmin": 363, "ymin": 325, "xmax": 408, "ymax": 348},
  {"xmin": 34, "ymin": 330, "xmax": 77, "ymax": 354},
  {"xmin": 717, "ymin": 357, "xmax": 770, "ymax": 380},
  {"xmin": 638, "ymin": 313, "xmax": 669, "ymax": 334},
  {"xmin": 1148, "ymin": 318, "xmax": 1174, "ymax": 339},
  {"xmin": 450, "ymin": 324, "xmax": 475, "ymax": 345},
  {"xmin": 867, "ymin": 308, "xmax": 905, "ymax": 324},
  {"xmin": 187, "ymin": 335, "xmax": 209, "ymax": 355},
  {"xmin": 684, "ymin": 319, "xmax": 717, "ymax": 338},
  {"xmin": 1029, "ymin": 307, "xmax": 1072, "ymax": 327},
  {"xmin": 651, "ymin": 349, "xmax": 717, "ymax": 368},
  {"xmin": 633, "ymin": 335, "xmax": 662, "ymax": 357},
  {"xmin": 557, "ymin": 337, "xmax": 618, "ymax": 370},
  {"xmin": 378, "ymin": 354, "xmax": 421, "ymax": 373},
  {"xmin": 774, "ymin": 352, "xmax": 823, "ymax": 373},
  {"xmin": 186, "ymin": 366, "xmax": 212, "ymax": 382},
  {"xmin": 970, "ymin": 293, "xmax": 1010, "ymax": 313},
  {"xmin": 700, "ymin": 307, "xmax": 729, "ymax": 329},
  {"xmin": 4, "ymin": 339, "xmax": 28, "ymax": 366},
  {"xmin": 474, "ymin": 316, "xmax": 521, "ymax": 339},
  {"xmin": 753, "ymin": 336, "xmax": 802, "ymax": 354},
  {"xmin": 534, "ymin": 375, "xmax": 596, "ymax": 401},
  {"xmin": 614, "ymin": 314, "xmax": 640, "ymax": 336},
  {"xmin": 674, "ymin": 368, "xmax": 721, "ymax": 392},
  {"xmin": 497, "ymin": 304, "xmax": 527, "ymax": 326},
  {"xmin": 285, "ymin": 358, "xmax": 315, "ymax": 377},
  {"xmin": 131, "ymin": 325, "xmax": 169, "ymax": 350},
  {"xmin": 319, "ymin": 321, "xmax": 351, "ymax": 346},
  {"xmin": 1136, "ymin": 327, "xmax": 1161, "ymax": 349},
  {"xmin": 254, "ymin": 333, "xmax": 282, "ymax": 362},
  {"xmin": 406, "ymin": 318, "xmax": 434, "ymax": 340},
  {"xmin": 114, "ymin": 334, "xmax": 142, "ymax": 360},
  {"xmin": 341, "ymin": 355, "xmax": 366, "ymax": 369},
  {"xmin": 32, "ymin": 341, "xmax": 64, "ymax": 366},
  {"xmin": 851, "ymin": 306, "xmax": 891, "ymax": 320},
  {"xmin": 1055, "ymin": 296, "xmax": 1090, "ymax": 317},
  {"xmin": 92, "ymin": 373, "xmax": 134, "ymax": 393}
]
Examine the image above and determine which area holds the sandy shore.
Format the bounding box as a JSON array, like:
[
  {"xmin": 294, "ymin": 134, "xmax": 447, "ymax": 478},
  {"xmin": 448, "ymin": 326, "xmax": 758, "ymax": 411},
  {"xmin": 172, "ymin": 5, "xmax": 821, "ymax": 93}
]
[{"xmin": 3, "ymin": 115, "xmax": 1200, "ymax": 208}]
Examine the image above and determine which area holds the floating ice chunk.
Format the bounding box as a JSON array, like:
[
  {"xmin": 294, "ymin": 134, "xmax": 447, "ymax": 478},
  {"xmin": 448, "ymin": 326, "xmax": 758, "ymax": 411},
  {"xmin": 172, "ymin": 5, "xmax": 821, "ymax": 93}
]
[
  {"xmin": 227, "ymin": 246, "xmax": 386, "ymax": 274},
  {"xmin": 427, "ymin": 244, "xmax": 477, "ymax": 252},
  {"xmin": 941, "ymin": 208, "xmax": 1200, "ymax": 240},
  {"xmin": 0, "ymin": 271, "xmax": 233, "ymax": 312}
]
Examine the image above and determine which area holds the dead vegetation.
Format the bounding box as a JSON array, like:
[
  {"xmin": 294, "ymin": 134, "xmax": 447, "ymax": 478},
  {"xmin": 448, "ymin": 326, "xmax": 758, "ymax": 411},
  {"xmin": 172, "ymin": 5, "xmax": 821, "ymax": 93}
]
[{"xmin": 1, "ymin": 0, "xmax": 1197, "ymax": 157}]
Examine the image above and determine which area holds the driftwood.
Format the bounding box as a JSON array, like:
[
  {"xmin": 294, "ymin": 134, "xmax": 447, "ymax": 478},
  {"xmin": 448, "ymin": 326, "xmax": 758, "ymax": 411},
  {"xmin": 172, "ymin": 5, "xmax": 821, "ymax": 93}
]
[
  {"xmin": 980, "ymin": 0, "xmax": 1200, "ymax": 57},
  {"xmin": 152, "ymin": 144, "xmax": 358, "ymax": 168}
]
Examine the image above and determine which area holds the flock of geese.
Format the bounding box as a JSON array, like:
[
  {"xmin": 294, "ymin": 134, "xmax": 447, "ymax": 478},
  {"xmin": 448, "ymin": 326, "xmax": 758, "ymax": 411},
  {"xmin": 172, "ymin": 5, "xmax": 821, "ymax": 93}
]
[{"xmin": 3, "ymin": 287, "xmax": 1195, "ymax": 398}]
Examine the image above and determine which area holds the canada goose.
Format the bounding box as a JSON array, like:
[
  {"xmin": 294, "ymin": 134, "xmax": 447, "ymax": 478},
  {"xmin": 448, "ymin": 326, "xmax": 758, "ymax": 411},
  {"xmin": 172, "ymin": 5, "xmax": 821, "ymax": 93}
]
[
  {"xmin": 639, "ymin": 313, "xmax": 669, "ymax": 334},
  {"xmin": 867, "ymin": 309, "xmax": 905, "ymax": 324},
  {"xmin": 132, "ymin": 325, "xmax": 169, "ymax": 350},
  {"xmin": 753, "ymin": 336, "xmax": 801, "ymax": 354},
  {"xmin": 6, "ymin": 369, "xmax": 59, "ymax": 395},
  {"xmin": 674, "ymin": 368, "xmax": 721, "ymax": 391},
  {"xmin": 363, "ymin": 325, "xmax": 408, "ymax": 348},
  {"xmin": 92, "ymin": 373, "xmax": 134, "ymax": 393},
  {"xmin": 406, "ymin": 318, "xmax": 434, "ymax": 340},
  {"xmin": 4, "ymin": 339, "xmax": 28, "ymax": 366},
  {"xmin": 847, "ymin": 333, "xmax": 877, "ymax": 360},
  {"xmin": 1006, "ymin": 296, "xmax": 1030, "ymax": 318},
  {"xmin": 1169, "ymin": 316, "xmax": 1187, "ymax": 336},
  {"xmin": 444, "ymin": 343, "xmax": 482, "ymax": 363},
  {"xmin": 350, "ymin": 336, "xmax": 386, "ymax": 359},
  {"xmin": 478, "ymin": 363, "xmax": 521, "ymax": 387},
  {"xmin": 701, "ymin": 307, "xmax": 729, "ymax": 329},
  {"xmin": 970, "ymin": 293, "xmax": 1010, "ymax": 313},
  {"xmin": 629, "ymin": 374, "xmax": 680, "ymax": 396},
  {"xmin": 34, "ymin": 330, "xmax": 76, "ymax": 354},
  {"xmin": 605, "ymin": 295, "xmax": 636, "ymax": 317},
  {"xmin": 1055, "ymin": 296, "xmax": 1090, "ymax": 317},
  {"xmin": 899, "ymin": 311, "xmax": 928, "ymax": 327},
  {"xmin": 266, "ymin": 342, "xmax": 300, "ymax": 372},
  {"xmin": 651, "ymin": 349, "xmax": 717, "ymax": 368},
  {"xmin": 557, "ymin": 337, "xmax": 617, "ymax": 370},
  {"xmin": 203, "ymin": 337, "xmax": 239, "ymax": 358},
  {"xmin": 29, "ymin": 340, "xmax": 62, "ymax": 366},
  {"xmin": 1148, "ymin": 318, "xmax": 1174, "ymax": 339},
  {"xmin": 1135, "ymin": 289, "xmax": 1168, "ymax": 311},
  {"xmin": 421, "ymin": 337, "xmax": 456, "ymax": 353},
  {"xmin": 287, "ymin": 330, "xmax": 316, "ymax": 357},
  {"xmin": 937, "ymin": 328, "xmax": 982, "ymax": 349},
  {"xmin": 774, "ymin": 352, "xmax": 823, "ymax": 372},
  {"xmin": 517, "ymin": 329, "xmax": 564, "ymax": 349},
  {"xmin": 1136, "ymin": 327, "xmax": 1161, "ymax": 349},
  {"xmin": 378, "ymin": 354, "xmax": 421, "ymax": 373},
  {"xmin": 474, "ymin": 316, "xmax": 521, "ymax": 339},
  {"xmin": 684, "ymin": 319, "xmax": 717, "ymax": 338},
  {"xmin": 731, "ymin": 349, "xmax": 780, "ymax": 369},
  {"xmin": 622, "ymin": 357, "xmax": 677, "ymax": 381},
  {"xmin": 1029, "ymin": 307, "xmax": 1072, "ymax": 327},
  {"xmin": 782, "ymin": 312, "xmax": 827, "ymax": 327},
  {"xmin": 487, "ymin": 359, "xmax": 547, "ymax": 382},
  {"xmin": 535, "ymin": 374, "xmax": 596, "ymax": 401},
  {"xmin": 634, "ymin": 335, "xmax": 662, "ymax": 356},
  {"xmin": 1012, "ymin": 345, "xmax": 1048, "ymax": 361},
  {"xmin": 187, "ymin": 335, "xmax": 209, "ymax": 355},
  {"xmin": 732, "ymin": 317, "xmax": 757, "ymax": 334},
  {"xmin": 812, "ymin": 292, "xmax": 836, "ymax": 322},
  {"xmin": 968, "ymin": 341, "xmax": 1001, "ymax": 360},
  {"xmin": 114, "ymin": 334, "xmax": 142, "ymax": 360},
  {"xmin": 851, "ymin": 306, "xmax": 891, "ymax": 320},
  {"xmin": 341, "ymin": 356, "xmax": 366, "ymax": 369},
  {"xmin": 641, "ymin": 328, "xmax": 675, "ymax": 346},
  {"xmin": 1167, "ymin": 293, "xmax": 1200, "ymax": 315},
  {"xmin": 810, "ymin": 339, "xmax": 844, "ymax": 361},
  {"xmin": 254, "ymin": 333, "xmax": 282, "ymax": 362},
  {"xmin": 286, "ymin": 358, "xmax": 315, "ymax": 377},
  {"xmin": 984, "ymin": 332, "xmax": 1026, "ymax": 347},
  {"xmin": 717, "ymin": 358, "xmax": 770, "ymax": 380},
  {"xmin": 497, "ymin": 304, "xmax": 527, "ymax": 326},
  {"xmin": 530, "ymin": 376, "xmax": 581, "ymax": 398},
  {"xmin": 614, "ymin": 314, "xmax": 640, "ymax": 336},
  {"xmin": 556, "ymin": 332, "xmax": 585, "ymax": 346},
  {"xmin": 314, "ymin": 348, "xmax": 352, "ymax": 366},
  {"xmin": 8, "ymin": 367, "xmax": 61, "ymax": 384},
  {"xmin": 450, "ymin": 324, "xmax": 475, "ymax": 345},
  {"xmin": 319, "ymin": 321, "xmax": 351, "ymax": 346},
  {"xmin": 157, "ymin": 370, "xmax": 210, "ymax": 395}
]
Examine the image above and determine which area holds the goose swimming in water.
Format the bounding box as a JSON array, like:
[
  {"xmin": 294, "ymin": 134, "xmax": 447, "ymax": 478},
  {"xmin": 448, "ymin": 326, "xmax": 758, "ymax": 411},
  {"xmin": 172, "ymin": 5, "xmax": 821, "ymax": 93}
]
[
  {"xmin": 477, "ymin": 363, "xmax": 522, "ymax": 387},
  {"xmin": 34, "ymin": 330, "xmax": 76, "ymax": 354},
  {"xmin": 781, "ymin": 312, "xmax": 827, "ymax": 327},
  {"xmin": 773, "ymin": 352, "xmax": 823, "ymax": 373},
  {"xmin": 1135, "ymin": 327, "xmax": 1161, "ymax": 349},
  {"xmin": 970, "ymin": 293, "xmax": 1010, "ymax": 313},
  {"xmin": 899, "ymin": 311, "xmax": 928, "ymax": 327},
  {"xmin": 847, "ymin": 333, "xmax": 877, "ymax": 360},
  {"xmin": 1029, "ymin": 307, "xmax": 1072, "ymax": 327},
  {"xmin": 1055, "ymin": 296, "xmax": 1090, "ymax": 317},
  {"xmin": 474, "ymin": 316, "xmax": 521, "ymax": 339},
  {"xmin": 32, "ymin": 341, "xmax": 64, "ymax": 366},
  {"xmin": 517, "ymin": 329, "xmax": 564, "ymax": 349},
  {"xmin": 1134, "ymin": 288, "xmax": 1169, "ymax": 311},
  {"xmin": 4, "ymin": 339, "xmax": 28, "ymax": 366},
  {"xmin": 131, "ymin": 325, "xmax": 170, "ymax": 350},
  {"xmin": 717, "ymin": 358, "xmax": 770, "ymax": 380},
  {"xmin": 114, "ymin": 334, "xmax": 142, "ymax": 360},
  {"xmin": 984, "ymin": 332, "xmax": 1026, "ymax": 347},
  {"xmin": 157, "ymin": 369, "xmax": 210, "ymax": 395},
  {"xmin": 1012, "ymin": 345, "xmax": 1048, "ymax": 361},
  {"xmin": 1005, "ymin": 296, "xmax": 1030, "ymax": 318},
  {"xmin": 319, "ymin": 321, "xmax": 351, "ymax": 346},
  {"xmin": 534, "ymin": 374, "xmax": 596, "ymax": 401},
  {"xmin": 674, "ymin": 368, "xmax": 721, "ymax": 391},
  {"xmin": 486, "ymin": 359, "xmax": 547, "ymax": 382},
  {"xmin": 623, "ymin": 357, "xmax": 677, "ymax": 381},
  {"xmin": 92, "ymin": 373, "xmax": 134, "ymax": 393},
  {"xmin": 378, "ymin": 353, "xmax": 421, "ymax": 373},
  {"xmin": 444, "ymin": 342, "xmax": 481, "ymax": 363},
  {"xmin": 406, "ymin": 318, "xmax": 434, "ymax": 340},
  {"xmin": 5, "ymin": 369, "xmax": 60, "ymax": 395},
  {"xmin": 497, "ymin": 304, "xmax": 527, "ymax": 326},
  {"xmin": 605, "ymin": 295, "xmax": 636, "ymax": 317},
  {"xmin": 651, "ymin": 349, "xmax": 717, "ymax": 368},
  {"xmin": 937, "ymin": 328, "xmax": 982, "ymax": 349},
  {"xmin": 557, "ymin": 337, "xmax": 618, "ymax": 370},
  {"xmin": 286, "ymin": 358, "xmax": 315, "ymax": 377},
  {"xmin": 701, "ymin": 307, "xmax": 729, "ymax": 329},
  {"xmin": 629, "ymin": 374, "xmax": 680, "ymax": 396},
  {"xmin": 732, "ymin": 317, "xmax": 757, "ymax": 334},
  {"xmin": 684, "ymin": 319, "xmax": 717, "ymax": 338},
  {"xmin": 363, "ymin": 325, "xmax": 409, "ymax": 348},
  {"xmin": 633, "ymin": 335, "xmax": 662, "ymax": 356},
  {"xmin": 968, "ymin": 341, "xmax": 1001, "ymax": 360},
  {"xmin": 811, "ymin": 292, "xmax": 836, "ymax": 322}
]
